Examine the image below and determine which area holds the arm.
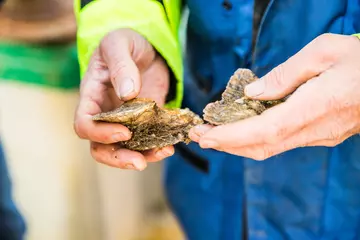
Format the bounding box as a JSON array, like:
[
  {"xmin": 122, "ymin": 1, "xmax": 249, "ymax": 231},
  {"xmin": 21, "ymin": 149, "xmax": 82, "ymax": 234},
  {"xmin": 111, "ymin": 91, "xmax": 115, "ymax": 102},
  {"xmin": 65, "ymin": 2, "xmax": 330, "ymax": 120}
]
[{"xmin": 74, "ymin": 0, "xmax": 183, "ymax": 108}]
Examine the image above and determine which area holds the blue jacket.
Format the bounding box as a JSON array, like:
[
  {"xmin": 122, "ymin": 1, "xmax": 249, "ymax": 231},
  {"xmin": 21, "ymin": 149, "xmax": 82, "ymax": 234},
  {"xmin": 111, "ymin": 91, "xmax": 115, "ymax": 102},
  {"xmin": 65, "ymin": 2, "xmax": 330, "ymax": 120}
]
[{"xmin": 164, "ymin": 0, "xmax": 360, "ymax": 239}]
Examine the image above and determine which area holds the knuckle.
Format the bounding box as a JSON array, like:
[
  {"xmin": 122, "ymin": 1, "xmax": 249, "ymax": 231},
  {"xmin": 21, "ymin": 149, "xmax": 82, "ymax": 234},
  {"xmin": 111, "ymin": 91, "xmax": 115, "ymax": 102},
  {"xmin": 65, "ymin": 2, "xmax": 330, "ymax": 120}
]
[
  {"xmin": 100, "ymin": 28, "xmax": 136, "ymax": 52},
  {"xmin": 316, "ymin": 52, "xmax": 336, "ymax": 69},
  {"xmin": 313, "ymin": 34, "xmax": 336, "ymax": 54},
  {"xmin": 314, "ymin": 33, "xmax": 354, "ymax": 62},
  {"xmin": 100, "ymin": 31, "xmax": 116, "ymax": 50},
  {"xmin": 111, "ymin": 60, "xmax": 128, "ymax": 79},
  {"xmin": 253, "ymin": 148, "xmax": 273, "ymax": 161},
  {"xmin": 327, "ymin": 129, "xmax": 342, "ymax": 142},
  {"xmin": 92, "ymin": 132, "xmax": 112, "ymax": 144},
  {"xmin": 101, "ymin": 29, "xmax": 125, "ymax": 45},
  {"xmin": 315, "ymin": 33, "xmax": 340, "ymax": 46},
  {"xmin": 317, "ymin": 33, "xmax": 335, "ymax": 41},
  {"xmin": 267, "ymin": 64, "xmax": 286, "ymax": 88}
]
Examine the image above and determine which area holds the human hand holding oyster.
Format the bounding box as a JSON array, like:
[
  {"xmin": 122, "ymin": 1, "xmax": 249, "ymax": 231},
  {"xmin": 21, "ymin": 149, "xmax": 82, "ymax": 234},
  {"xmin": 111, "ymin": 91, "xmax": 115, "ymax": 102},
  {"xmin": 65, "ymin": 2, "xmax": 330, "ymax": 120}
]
[
  {"xmin": 191, "ymin": 33, "xmax": 360, "ymax": 161},
  {"xmin": 90, "ymin": 33, "xmax": 360, "ymax": 165},
  {"xmin": 74, "ymin": 29, "xmax": 176, "ymax": 171},
  {"xmin": 93, "ymin": 68, "xmax": 283, "ymax": 161}
]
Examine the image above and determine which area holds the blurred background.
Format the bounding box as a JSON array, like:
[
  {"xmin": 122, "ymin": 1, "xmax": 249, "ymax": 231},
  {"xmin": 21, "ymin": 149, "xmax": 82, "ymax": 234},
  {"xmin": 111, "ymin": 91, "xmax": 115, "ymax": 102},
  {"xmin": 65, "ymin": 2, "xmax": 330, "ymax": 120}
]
[{"xmin": 0, "ymin": 0, "xmax": 188, "ymax": 239}]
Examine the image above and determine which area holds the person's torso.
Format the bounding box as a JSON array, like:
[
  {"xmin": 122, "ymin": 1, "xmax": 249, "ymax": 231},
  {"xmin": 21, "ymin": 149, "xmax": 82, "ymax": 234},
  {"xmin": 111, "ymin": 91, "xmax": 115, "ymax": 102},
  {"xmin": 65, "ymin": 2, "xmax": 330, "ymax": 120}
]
[
  {"xmin": 164, "ymin": 1, "xmax": 360, "ymax": 239},
  {"xmin": 183, "ymin": 0, "xmax": 360, "ymax": 114}
]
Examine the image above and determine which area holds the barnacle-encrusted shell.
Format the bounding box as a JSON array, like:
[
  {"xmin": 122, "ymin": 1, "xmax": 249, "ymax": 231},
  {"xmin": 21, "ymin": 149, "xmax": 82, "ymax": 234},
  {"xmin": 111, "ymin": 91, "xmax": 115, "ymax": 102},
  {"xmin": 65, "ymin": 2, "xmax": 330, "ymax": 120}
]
[
  {"xmin": 92, "ymin": 98, "xmax": 203, "ymax": 151},
  {"xmin": 203, "ymin": 68, "xmax": 284, "ymax": 125}
]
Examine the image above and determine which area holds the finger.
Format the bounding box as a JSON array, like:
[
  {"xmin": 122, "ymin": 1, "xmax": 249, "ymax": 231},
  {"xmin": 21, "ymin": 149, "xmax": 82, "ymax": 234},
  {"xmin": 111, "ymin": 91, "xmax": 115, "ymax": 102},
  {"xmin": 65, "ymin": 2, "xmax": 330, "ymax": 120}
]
[
  {"xmin": 198, "ymin": 107, "xmax": 288, "ymax": 149},
  {"xmin": 74, "ymin": 54, "xmax": 132, "ymax": 143},
  {"xmin": 189, "ymin": 124, "xmax": 214, "ymax": 143},
  {"xmin": 100, "ymin": 29, "xmax": 156, "ymax": 101},
  {"xmin": 100, "ymin": 32, "xmax": 139, "ymax": 100},
  {"xmin": 143, "ymin": 146, "xmax": 175, "ymax": 162},
  {"xmin": 246, "ymin": 113, "xmax": 355, "ymax": 159},
  {"xmin": 245, "ymin": 34, "xmax": 336, "ymax": 100},
  {"xmin": 198, "ymin": 119, "xmax": 263, "ymax": 149},
  {"xmin": 201, "ymin": 66, "xmax": 346, "ymax": 150},
  {"xmin": 90, "ymin": 142, "xmax": 147, "ymax": 170},
  {"xmin": 216, "ymin": 145, "xmax": 279, "ymax": 161},
  {"xmin": 198, "ymin": 92, "xmax": 324, "ymax": 150},
  {"xmin": 75, "ymin": 114, "xmax": 131, "ymax": 144}
]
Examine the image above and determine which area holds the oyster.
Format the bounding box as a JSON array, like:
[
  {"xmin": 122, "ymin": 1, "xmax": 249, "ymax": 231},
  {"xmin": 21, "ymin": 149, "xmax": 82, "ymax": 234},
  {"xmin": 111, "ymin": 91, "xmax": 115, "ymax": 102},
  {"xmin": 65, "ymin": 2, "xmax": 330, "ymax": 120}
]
[
  {"xmin": 92, "ymin": 98, "xmax": 203, "ymax": 151},
  {"xmin": 92, "ymin": 68, "xmax": 286, "ymax": 151},
  {"xmin": 203, "ymin": 68, "xmax": 284, "ymax": 125}
]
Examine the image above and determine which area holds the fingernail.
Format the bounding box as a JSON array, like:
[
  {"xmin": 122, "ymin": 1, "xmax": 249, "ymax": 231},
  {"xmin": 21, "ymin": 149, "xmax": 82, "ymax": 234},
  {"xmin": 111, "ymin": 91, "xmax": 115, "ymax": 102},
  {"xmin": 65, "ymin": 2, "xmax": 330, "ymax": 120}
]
[
  {"xmin": 156, "ymin": 147, "xmax": 174, "ymax": 159},
  {"xmin": 119, "ymin": 78, "xmax": 134, "ymax": 99},
  {"xmin": 193, "ymin": 125, "xmax": 212, "ymax": 138},
  {"xmin": 200, "ymin": 139, "xmax": 219, "ymax": 149},
  {"xmin": 132, "ymin": 158, "xmax": 146, "ymax": 171},
  {"xmin": 245, "ymin": 79, "xmax": 265, "ymax": 97},
  {"xmin": 164, "ymin": 147, "xmax": 175, "ymax": 156},
  {"xmin": 124, "ymin": 163, "xmax": 136, "ymax": 170},
  {"xmin": 112, "ymin": 132, "xmax": 127, "ymax": 141}
]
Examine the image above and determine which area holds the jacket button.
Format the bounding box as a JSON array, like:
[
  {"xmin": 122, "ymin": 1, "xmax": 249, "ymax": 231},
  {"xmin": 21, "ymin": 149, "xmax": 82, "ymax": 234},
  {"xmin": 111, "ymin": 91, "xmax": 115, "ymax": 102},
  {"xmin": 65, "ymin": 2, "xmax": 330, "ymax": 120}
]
[{"xmin": 222, "ymin": 1, "xmax": 233, "ymax": 10}]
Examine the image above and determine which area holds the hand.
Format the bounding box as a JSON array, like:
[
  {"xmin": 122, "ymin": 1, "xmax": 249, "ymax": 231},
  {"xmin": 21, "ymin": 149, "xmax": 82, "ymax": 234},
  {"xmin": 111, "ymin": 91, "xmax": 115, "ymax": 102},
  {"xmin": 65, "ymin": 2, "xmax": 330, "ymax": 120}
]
[
  {"xmin": 190, "ymin": 33, "xmax": 360, "ymax": 160},
  {"xmin": 74, "ymin": 29, "xmax": 174, "ymax": 170}
]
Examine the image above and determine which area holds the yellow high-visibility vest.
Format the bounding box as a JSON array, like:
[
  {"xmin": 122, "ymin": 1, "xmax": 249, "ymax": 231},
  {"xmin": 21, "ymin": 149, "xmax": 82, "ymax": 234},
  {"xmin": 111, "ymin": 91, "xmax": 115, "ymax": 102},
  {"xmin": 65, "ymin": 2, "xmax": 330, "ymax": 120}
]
[{"xmin": 74, "ymin": 0, "xmax": 183, "ymax": 108}]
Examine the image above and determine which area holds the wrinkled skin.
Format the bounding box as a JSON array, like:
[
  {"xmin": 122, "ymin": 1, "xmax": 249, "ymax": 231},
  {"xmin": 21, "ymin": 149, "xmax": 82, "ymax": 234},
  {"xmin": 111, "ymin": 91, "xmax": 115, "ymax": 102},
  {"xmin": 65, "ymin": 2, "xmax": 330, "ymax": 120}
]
[
  {"xmin": 190, "ymin": 33, "xmax": 360, "ymax": 160},
  {"xmin": 74, "ymin": 29, "xmax": 173, "ymax": 171}
]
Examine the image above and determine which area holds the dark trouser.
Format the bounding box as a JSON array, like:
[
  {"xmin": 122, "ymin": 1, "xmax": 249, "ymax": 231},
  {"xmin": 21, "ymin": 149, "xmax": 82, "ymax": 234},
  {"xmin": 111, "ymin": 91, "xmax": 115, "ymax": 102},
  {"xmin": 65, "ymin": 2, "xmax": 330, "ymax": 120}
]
[{"xmin": 0, "ymin": 143, "xmax": 26, "ymax": 240}]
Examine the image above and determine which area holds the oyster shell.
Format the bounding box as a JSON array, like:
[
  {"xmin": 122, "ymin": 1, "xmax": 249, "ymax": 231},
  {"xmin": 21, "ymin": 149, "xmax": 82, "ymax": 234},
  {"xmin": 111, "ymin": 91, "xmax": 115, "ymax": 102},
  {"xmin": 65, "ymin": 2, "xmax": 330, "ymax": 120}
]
[
  {"xmin": 92, "ymin": 68, "xmax": 286, "ymax": 151},
  {"xmin": 203, "ymin": 68, "xmax": 284, "ymax": 125},
  {"xmin": 92, "ymin": 98, "xmax": 203, "ymax": 151}
]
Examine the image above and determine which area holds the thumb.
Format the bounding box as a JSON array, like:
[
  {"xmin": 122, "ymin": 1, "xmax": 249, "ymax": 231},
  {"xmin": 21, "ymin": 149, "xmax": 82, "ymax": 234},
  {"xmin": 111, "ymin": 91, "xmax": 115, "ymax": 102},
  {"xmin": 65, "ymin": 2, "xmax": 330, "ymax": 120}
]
[
  {"xmin": 244, "ymin": 64, "xmax": 299, "ymax": 100},
  {"xmin": 245, "ymin": 37, "xmax": 334, "ymax": 100},
  {"xmin": 100, "ymin": 30, "xmax": 145, "ymax": 100}
]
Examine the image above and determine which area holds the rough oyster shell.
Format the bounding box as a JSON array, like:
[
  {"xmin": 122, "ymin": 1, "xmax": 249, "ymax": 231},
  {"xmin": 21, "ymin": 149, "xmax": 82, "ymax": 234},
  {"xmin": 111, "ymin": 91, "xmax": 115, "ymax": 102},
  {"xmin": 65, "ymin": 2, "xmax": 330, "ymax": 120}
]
[
  {"xmin": 203, "ymin": 68, "xmax": 284, "ymax": 125},
  {"xmin": 92, "ymin": 98, "xmax": 203, "ymax": 151},
  {"xmin": 92, "ymin": 68, "xmax": 285, "ymax": 151}
]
